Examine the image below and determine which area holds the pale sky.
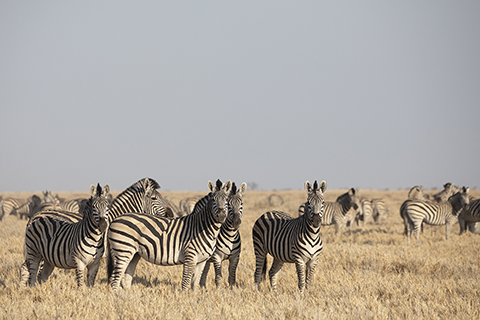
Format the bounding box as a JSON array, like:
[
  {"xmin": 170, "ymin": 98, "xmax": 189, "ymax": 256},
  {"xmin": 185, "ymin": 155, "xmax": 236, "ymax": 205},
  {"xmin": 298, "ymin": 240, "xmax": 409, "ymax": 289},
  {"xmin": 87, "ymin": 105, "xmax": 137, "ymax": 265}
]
[{"xmin": 1, "ymin": 1, "xmax": 479, "ymax": 192}]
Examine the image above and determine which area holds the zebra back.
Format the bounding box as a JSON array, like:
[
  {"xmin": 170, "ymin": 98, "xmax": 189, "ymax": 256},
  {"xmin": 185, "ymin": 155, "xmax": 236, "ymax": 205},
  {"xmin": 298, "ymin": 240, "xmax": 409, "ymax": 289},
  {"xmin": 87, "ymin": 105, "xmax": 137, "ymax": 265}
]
[{"xmin": 371, "ymin": 198, "xmax": 389, "ymax": 223}]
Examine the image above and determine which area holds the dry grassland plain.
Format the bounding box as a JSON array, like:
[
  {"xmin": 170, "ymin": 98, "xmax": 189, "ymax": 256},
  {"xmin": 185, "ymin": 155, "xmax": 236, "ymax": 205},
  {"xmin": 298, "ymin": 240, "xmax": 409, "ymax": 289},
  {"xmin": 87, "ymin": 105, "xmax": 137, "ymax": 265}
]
[{"xmin": 1, "ymin": 188, "xmax": 479, "ymax": 319}]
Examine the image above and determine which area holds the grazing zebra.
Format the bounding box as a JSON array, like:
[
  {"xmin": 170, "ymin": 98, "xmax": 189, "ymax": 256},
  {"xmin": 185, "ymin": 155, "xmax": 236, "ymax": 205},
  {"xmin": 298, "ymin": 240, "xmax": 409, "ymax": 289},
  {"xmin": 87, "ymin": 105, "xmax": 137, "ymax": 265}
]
[
  {"xmin": 404, "ymin": 187, "xmax": 470, "ymax": 244},
  {"xmin": 200, "ymin": 182, "xmax": 247, "ymax": 288},
  {"xmin": 107, "ymin": 179, "xmax": 232, "ymax": 291},
  {"xmin": 371, "ymin": 199, "xmax": 389, "ymax": 223},
  {"xmin": 253, "ymin": 180, "xmax": 326, "ymax": 293},
  {"xmin": 179, "ymin": 196, "xmax": 202, "ymax": 215},
  {"xmin": 458, "ymin": 197, "xmax": 480, "ymax": 235},
  {"xmin": 1, "ymin": 195, "xmax": 42, "ymax": 220},
  {"xmin": 299, "ymin": 187, "xmax": 359, "ymax": 235},
  {"xmin": 21, "ymin": 184, "xmax": 110, "ymax": 287},
  {"xmin": 19, "ymin": 177, "xmax": 171, "ymax": 283},
  {"xmin": 433, "ymin": 183, "xmax": 459, "ymax": 203},
  {"xmin": 355, "ymin": 197, "xmax": 373, "ymax": 227}
]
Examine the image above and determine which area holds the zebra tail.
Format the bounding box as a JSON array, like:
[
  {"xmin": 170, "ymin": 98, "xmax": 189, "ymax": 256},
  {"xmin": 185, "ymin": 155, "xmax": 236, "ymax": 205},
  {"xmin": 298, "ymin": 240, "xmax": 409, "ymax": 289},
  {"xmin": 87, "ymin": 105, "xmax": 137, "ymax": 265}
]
[{"xmin": 106, "ymin": 239, "xmax": 113, "ymax": 284}]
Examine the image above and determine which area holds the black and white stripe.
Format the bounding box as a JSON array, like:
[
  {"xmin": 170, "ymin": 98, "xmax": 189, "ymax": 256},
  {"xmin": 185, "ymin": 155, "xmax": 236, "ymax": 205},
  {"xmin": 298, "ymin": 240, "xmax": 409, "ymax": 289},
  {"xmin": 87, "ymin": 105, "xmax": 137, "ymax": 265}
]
[
  {"xmin": 355, "ymin": 197, "xmax": 373, "ymax": 227},
  {"xmin": 299, "ymin": 187, "xmax": 359, "ymax": 235},
  {"xmin": 107, "ymin": 179, "xmax": 232, "ymax": 291},
  {"xmin": 21, "ymin": 184, "xmax": 110, "ymax": 287},
  {"xmin": 1, "ymin": 195, "xmax": 41, "ymax": 220},
  {"xmin": 404, "ymin": 187, "xmax": 470, "ymax": 244},
  {"xmin": 253, "ymin": 180, "xmax": 326, "ymax": 293},
  {"xmin": 458, "ymin": 197, "xmax": 480, "ymax": 235},
  {"xmin": 200, "ymin": 182, "xmax": 247, "ymax": 288},
  {"xmin": 371, "ymin": 198, "xmax": 389, "ymax": 223}
]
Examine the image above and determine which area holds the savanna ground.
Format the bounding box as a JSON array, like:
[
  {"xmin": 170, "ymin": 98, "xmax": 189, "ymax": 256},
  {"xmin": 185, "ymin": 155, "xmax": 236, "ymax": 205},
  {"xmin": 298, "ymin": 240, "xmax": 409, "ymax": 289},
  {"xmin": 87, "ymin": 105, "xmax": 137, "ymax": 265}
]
[{"xmin": 1, "ymin": 187, "xmax": 479, "ymax": 319}]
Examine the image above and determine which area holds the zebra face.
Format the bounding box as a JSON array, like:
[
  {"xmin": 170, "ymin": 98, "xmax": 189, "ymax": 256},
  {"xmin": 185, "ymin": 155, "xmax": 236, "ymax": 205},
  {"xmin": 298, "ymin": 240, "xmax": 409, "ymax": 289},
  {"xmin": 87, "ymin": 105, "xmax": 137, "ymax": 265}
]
[
  {"xmin": 304, "ymin": 180, "xmax": 327, "ymax": 228},
  {"xmin": 208, "ymin": 179, "xmax": 233, "ymax": 224},
  {"xmin": 89, "ymin": 183, "xmax": 111, "ymax": 232},
  {"xmin": 227, "ymin": 182, "xmax": 247, "ymax": 229}
]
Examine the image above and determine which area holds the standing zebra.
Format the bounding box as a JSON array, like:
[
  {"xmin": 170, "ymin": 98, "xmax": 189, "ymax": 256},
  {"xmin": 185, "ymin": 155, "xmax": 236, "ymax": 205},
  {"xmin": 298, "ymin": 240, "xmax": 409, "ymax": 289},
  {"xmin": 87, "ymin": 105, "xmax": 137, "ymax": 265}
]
[
  {"xmin": 298, "ymin": 187, "xmax": 359, "ymax": 235},
  {"xmin": 19, "ymin": 177, "xmax": 172, "ymax": 284},
  {"xmin": 355, "ymin": 197, "xmax": 373, "ymax": 227},
  {"xmin": 1, "ymin": 195, "xmax": 41, "ymax": 220},
  {"xmin": 458, "ymin": 197, "xmax": 480, "ymax": 235},
  {"xmin": 433, "ymin": 183, "xmax": 459, "ymax": 203},
  {"xmin": 404, "ymin": 187, "xmax": 470, "ymax": 244},
  {"xmin": 200, "ymin": 182, "xmax": 247, "ymax": 288},
  {"xmin": 107, "ymin": 179, "xmax": 232, "ymax": 291},
  {"xmin": 371, "ymin": 198, "xmax": 389, "ymax": 223},
  {"xmin": 253, "ymin": 180, "xmax": 326, "ymax": 293},
  {"xmin": 21, "ymin": 184, "xmax": 110, "ymax": 287}
]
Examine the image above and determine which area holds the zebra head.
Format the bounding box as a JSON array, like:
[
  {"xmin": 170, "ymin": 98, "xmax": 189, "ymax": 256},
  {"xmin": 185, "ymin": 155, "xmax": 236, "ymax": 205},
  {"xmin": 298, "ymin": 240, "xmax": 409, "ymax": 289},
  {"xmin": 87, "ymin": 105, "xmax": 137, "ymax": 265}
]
[
  {"xmin": 87, "ymin": 183, "xmax": 111, "ymax": 232},
  {"xmin": 304, "ymin": 180, "xmax": 327, "ymax": 228},
  {"xmin": 337, "ymin": 188, "xmax": 360, "ymax": 214},
  {"xmin": 449, "ymin": 187, "xmax": 470, "ymax": 215},
  {"xmin": 207, "ymin": 179, "xmax": 232, "ymax": 224},
  {"xmin": 142, "ymin": 182, "xmax": 173, "ymax": 218},
  {"xmin": 227, "ymin": 182, "xmax": 247, "ymax": 230}
]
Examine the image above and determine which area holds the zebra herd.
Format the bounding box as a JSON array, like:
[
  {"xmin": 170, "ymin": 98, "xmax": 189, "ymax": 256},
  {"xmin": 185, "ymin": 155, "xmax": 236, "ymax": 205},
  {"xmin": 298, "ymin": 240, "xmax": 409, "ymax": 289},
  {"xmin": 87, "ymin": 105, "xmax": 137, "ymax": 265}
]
[{"xmin": 1, "ymin": 178, "xmax": 479, "ymax": 292}]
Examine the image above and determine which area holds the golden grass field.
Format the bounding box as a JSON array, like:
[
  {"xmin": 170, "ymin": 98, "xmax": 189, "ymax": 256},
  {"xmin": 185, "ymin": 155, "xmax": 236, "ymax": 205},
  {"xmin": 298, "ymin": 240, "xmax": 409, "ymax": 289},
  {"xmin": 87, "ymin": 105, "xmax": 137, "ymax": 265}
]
[{"xmin": 1, "ymin": 187, "xmax": 479, "ymax": 319}]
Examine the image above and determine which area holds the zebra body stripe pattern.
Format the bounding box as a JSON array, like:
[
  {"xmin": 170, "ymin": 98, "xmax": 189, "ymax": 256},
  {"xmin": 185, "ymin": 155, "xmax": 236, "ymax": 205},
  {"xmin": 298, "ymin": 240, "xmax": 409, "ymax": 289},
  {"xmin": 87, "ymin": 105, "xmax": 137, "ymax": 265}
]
[
  {"xmin": 458, "ymin": 197, "xmax": 480, "ymax": 235},
  {"xmin": 200, "ymin": 182, "xmax": 247, "ymax": 288},
  {"xmin": 405, "ymin": 187, "xmax": 470, "ymax": 244},
  {"xmin": 21, "ymin": 184, "xmax": 110, "ymax": 287},
  {"xmin": 371, "ymin": 199, "xmax": 389, "ymax": 223},
  {"xmin": 355, "ymin": 198, "xmax": 373, "ymax": 227},
  {"xmin": 298, "ymin": 187, "xmax": 359, "ymax": 235},
  {"xmin": 253, "ymin": 180, "xmax": 326, "ymax": 293},
  {"xmin": 1, "ymin": 196, "xmax": 41, "ymax": 220},
  {"xmin": 107, "ymin": 180, "xmax": 232, "ymax": 291}
]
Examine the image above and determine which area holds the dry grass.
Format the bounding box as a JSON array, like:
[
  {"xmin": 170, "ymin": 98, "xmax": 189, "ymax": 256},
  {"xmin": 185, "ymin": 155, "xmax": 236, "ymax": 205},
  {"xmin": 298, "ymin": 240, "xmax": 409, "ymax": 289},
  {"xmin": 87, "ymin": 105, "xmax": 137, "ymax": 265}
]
[{"xmin": 1, "ymin": 188, "xmax": 479, "ymax": 319}]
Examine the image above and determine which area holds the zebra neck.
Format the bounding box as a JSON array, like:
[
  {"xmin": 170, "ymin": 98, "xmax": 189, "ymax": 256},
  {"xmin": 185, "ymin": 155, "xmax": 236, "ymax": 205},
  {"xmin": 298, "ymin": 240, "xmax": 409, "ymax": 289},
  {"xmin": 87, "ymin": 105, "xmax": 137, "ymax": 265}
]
[{"xmin": 109, "ymin": 189, "xmax": 144, "ymax": 221}]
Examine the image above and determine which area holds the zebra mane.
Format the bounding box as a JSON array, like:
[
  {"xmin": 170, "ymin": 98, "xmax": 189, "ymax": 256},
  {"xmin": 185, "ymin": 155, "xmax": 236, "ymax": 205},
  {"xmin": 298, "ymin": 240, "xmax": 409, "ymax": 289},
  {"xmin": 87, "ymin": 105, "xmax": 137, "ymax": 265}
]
[
  {"xmin": 96, "ymin": 183, "xmax": 102, "ymax": 197},
  {"xmin": 216, "ymin": 179, "xmax": 223, "ymax": 190},
  {"xmin": 231, "ymin": 182, "xmax": 237, "ymax": 195},
  {"xmin": 313, "ymin": 181, "xmax": 318, "ymax": 192}
]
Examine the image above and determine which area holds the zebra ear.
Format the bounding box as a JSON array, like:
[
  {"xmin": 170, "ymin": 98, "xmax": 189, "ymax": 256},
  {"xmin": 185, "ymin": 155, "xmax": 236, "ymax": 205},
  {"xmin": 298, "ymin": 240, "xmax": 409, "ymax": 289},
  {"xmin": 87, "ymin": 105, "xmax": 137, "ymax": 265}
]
[
  {"xmin": 207, "ymin": 181, "xmax": 215, "ymax": 192},
  {"xmin": 89, "ymin": 184, "xmax": 96, "ymax": 197},
  {"xmin": 305, "ymin": 181, "xmax": 312, "ymax": 192},
  {"xmin": 463, "ymin": 187, "xmax": 469, "ymax": 194},
  {"xmin": 103, "ymin": 184, "xmax": 110, "ymax": 197},
  {"xmin": 318, "ymin": 180, "xmax": 327, "ymax": 193},
  {"xmin": 223, "ymin": 180, "xmax": 232, "ymax": 193},
  {"xmin": 238, "ymin": 182, "xmax": 247, "ymax": 196}
]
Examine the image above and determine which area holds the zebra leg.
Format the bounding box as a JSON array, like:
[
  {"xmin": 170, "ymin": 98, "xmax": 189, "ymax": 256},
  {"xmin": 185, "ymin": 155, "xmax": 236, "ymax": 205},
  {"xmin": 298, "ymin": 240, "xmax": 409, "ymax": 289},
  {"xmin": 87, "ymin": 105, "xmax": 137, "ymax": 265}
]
[
  {"xmin": 86, "ymin": 260, "xmax": 102, "ymax": 287},
  {"xmin": 294, "ymin": 259, "xmax": 307, "ymax": 293},
  {"xmin": 181, "ymin": 250, "xmax": 198, "ymax": 290},
  {"xmin": 190, "ymin": 260, "xmax": 207, "ymax": 290},
  {"xmin": 407, "ymin": 220, "xmax": 414, "ymax": 245},
  {"xmin": 458, "ymin": 218, "xmax": 466, "ymax": 235},
  {"xmin": 227, "ymin": 252, "xmax": 240, "ymax": 287},
  {"xmin": 121, "ymin": 253, "xmax": 141, "ymax": 289},
  {"xmin": 38, "ymin": 261, "xmax": 55, "ymax": 284},
  {"xmin": 27, "ymin": 256, "xmax": 42, "ymax": 287},
  {"xmin": 199, "ymin": 260, "xmax": 211, "ymax": 288},
  {"xmin": 75, "ymin": 261, "xmax": 87, "ymax": 287},
  {"xmin": 268, "ymin": 258, "xmax": 284, "ymax": 291},
  {"xmin": 254, "ymin": 252, "xmax": 267, "ymax": 288},
  {"xmin": 212, "ymin": 254, "xmax": 225, "ymax": 288},
  {"xmin": 110, "ymin": 250, "xmax": 135, "ymax": 291},
  {"xmin": 445, "ymin": 222, "xmax": 453, "ymax": 240},
  {"xmin": 19, "ymin": 261, "xmax": 30, "ymax": 286},
  {"xmin": 305, "ymin": 257, "xmax": 318, "ymax": 290},
  {"xmin": 413, "ymin": 221, "xmax": 422, "ymax": 244}
]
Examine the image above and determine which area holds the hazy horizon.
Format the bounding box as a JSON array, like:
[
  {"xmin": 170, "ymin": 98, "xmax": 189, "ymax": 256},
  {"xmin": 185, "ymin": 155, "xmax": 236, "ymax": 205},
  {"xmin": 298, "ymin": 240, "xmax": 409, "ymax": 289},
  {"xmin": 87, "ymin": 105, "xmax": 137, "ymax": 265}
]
[{"xmin": 1, "ymin": 1, "xmax": 479, "ymax": 192}]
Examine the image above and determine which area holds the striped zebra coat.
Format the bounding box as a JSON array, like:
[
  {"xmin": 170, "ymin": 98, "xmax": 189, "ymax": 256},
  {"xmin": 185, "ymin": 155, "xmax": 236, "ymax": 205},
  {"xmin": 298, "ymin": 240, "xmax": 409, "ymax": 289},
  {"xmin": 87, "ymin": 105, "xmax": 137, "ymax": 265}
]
[
  {"xmin": 355, "ymin": 197, "xmax": 373, "ymax": 227},
  {"xmin": 200, "ymin": 182, "xmax": 247, "ymax": 288},
  {"xmin": 21, "ymin": 184, "xmax": 110, "ymax": 287},
  {"xmin": 371, "ymin": 199, "xmax": 389, "ymax": 223},
  {"xmin": 458, "ymin": 197, "xmax": 480, "ymax": 235},
  {"xmin": 1, "ymin": 195, "xmax": 41, "ymax": 220},
  {"xmin": 404, "ymin": 187, "xmax": 470, "ymax": 244},
  {"xmin": 19, "ymin": 177, "xmax": 171, "ymax": 284},
  {"xmin": 298, "ymin": 187, "xmax": 359, "ymax": 235},
  {"xmin": 107, "ymin": 180, "xmax": 232, "ymax": 291},
  {"xmin": 253, "ymin": 180, "xmax": 326, "ymax": 293}
]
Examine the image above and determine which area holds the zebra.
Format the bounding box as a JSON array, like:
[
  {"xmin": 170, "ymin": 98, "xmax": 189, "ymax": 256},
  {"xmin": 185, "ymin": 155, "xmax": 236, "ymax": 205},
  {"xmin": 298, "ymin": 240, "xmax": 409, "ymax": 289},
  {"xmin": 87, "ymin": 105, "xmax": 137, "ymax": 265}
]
[
  {"xmin": 371, "ymin": 198, "xmax": 389, "ymax": 223},
  {"xmin": 433, "ymin": 183, "xmax": 459, "ymax": 203},
  {"xmin": 1, "ymin": 195, "xmax": 42, "ymax": 220},
  {"xmin": 268, "ymin": 194, "xmax": 284, "ymax": 207},
  {"xmin": 253, "ymin": 180, "xmax": 326, "ymax": 293},
  {"xmin": 404, "ymin": 187, "xmax": 470, "ymax": 244},
  {"xmin": 355, "ymin": 197, "xmax": 373, "ymax": 227},
  {"xmin": 298, "ymin": 187, "xmax": 359, "ymax": 235},
  {"xmin": 21, "ymin": 183, "xmax": 110, "ymax": 287},
  {"xmin": 199, "ymin": 182, "xmax": 247, "ymax": 288},
  {"xmin": 458, "ymin": 197, "xmax": 480, "ymax": 235},
  {"xmin": 107, "ymin": 179, "xmax": 232, "ymax": 291},
  {"xmin": 19, "ymin": 177, "xmax": 172, "ymax": 283},
  {"xmin": 179, "ymin": 196, "xmax": 202, "ymax": 215},
  {"xmin": 163, "ymin": 196, "xmax": 181, "ymax": 217}
]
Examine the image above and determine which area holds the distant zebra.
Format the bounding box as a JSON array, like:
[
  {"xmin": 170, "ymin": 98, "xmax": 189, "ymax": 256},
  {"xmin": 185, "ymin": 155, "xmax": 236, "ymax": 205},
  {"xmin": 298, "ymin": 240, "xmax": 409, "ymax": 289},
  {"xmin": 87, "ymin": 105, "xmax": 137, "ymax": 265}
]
[
  {"xmin": 268, "ymin": 194, "xmax": 284, "ymax": 207},
  {"xmin": 371, "ymin": 199, "xmax": 389, "ymax": 223},
  {"xmin": 21, "ymin": 184, "xmax": 110, "ymax": 287},
  {"xmin": 20, "ymin": 177, "xmax": 171, "ymax": 283},
  {"xmin": 200, "ymin": 182, "xmax": 247, "ymax": 288},
  {"xmin": 433, "ymin": 183, "xmax": 459, "ymax": 203},
  {"xmin": 253, "ymin": 180, "xmax": 326, "ymax": 293},
  {"xmin": 458, "ymin": 197, "xmax": 480, "ymax": 235},
  {"xmin": 42, "ymin": 190, "xmax": 58, "ymax": 203},
  {"xmin": 298, "ymin": 187, "xmax": 359, "ymax": 235},
  {"xmin": 400, "ymin": 185, "xmax": 430, "ymax": 235},
  {"xmin": 404, "ymin": 187, "xmax": 470, "ymax": 244},
  {"xmin": 355, "ymin": 197, "xmax": 373, "ymax": 227},
  {"xmin": 1, "ymin": 195, "xmax": 41, "ymax": 220},
  {"xmin": 107, "ymin": 179, "xmax": 232, "ymax": 291},
  {"xmin": 179, "ymin": 196, "xmax": 202, "ymax": 215}
]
